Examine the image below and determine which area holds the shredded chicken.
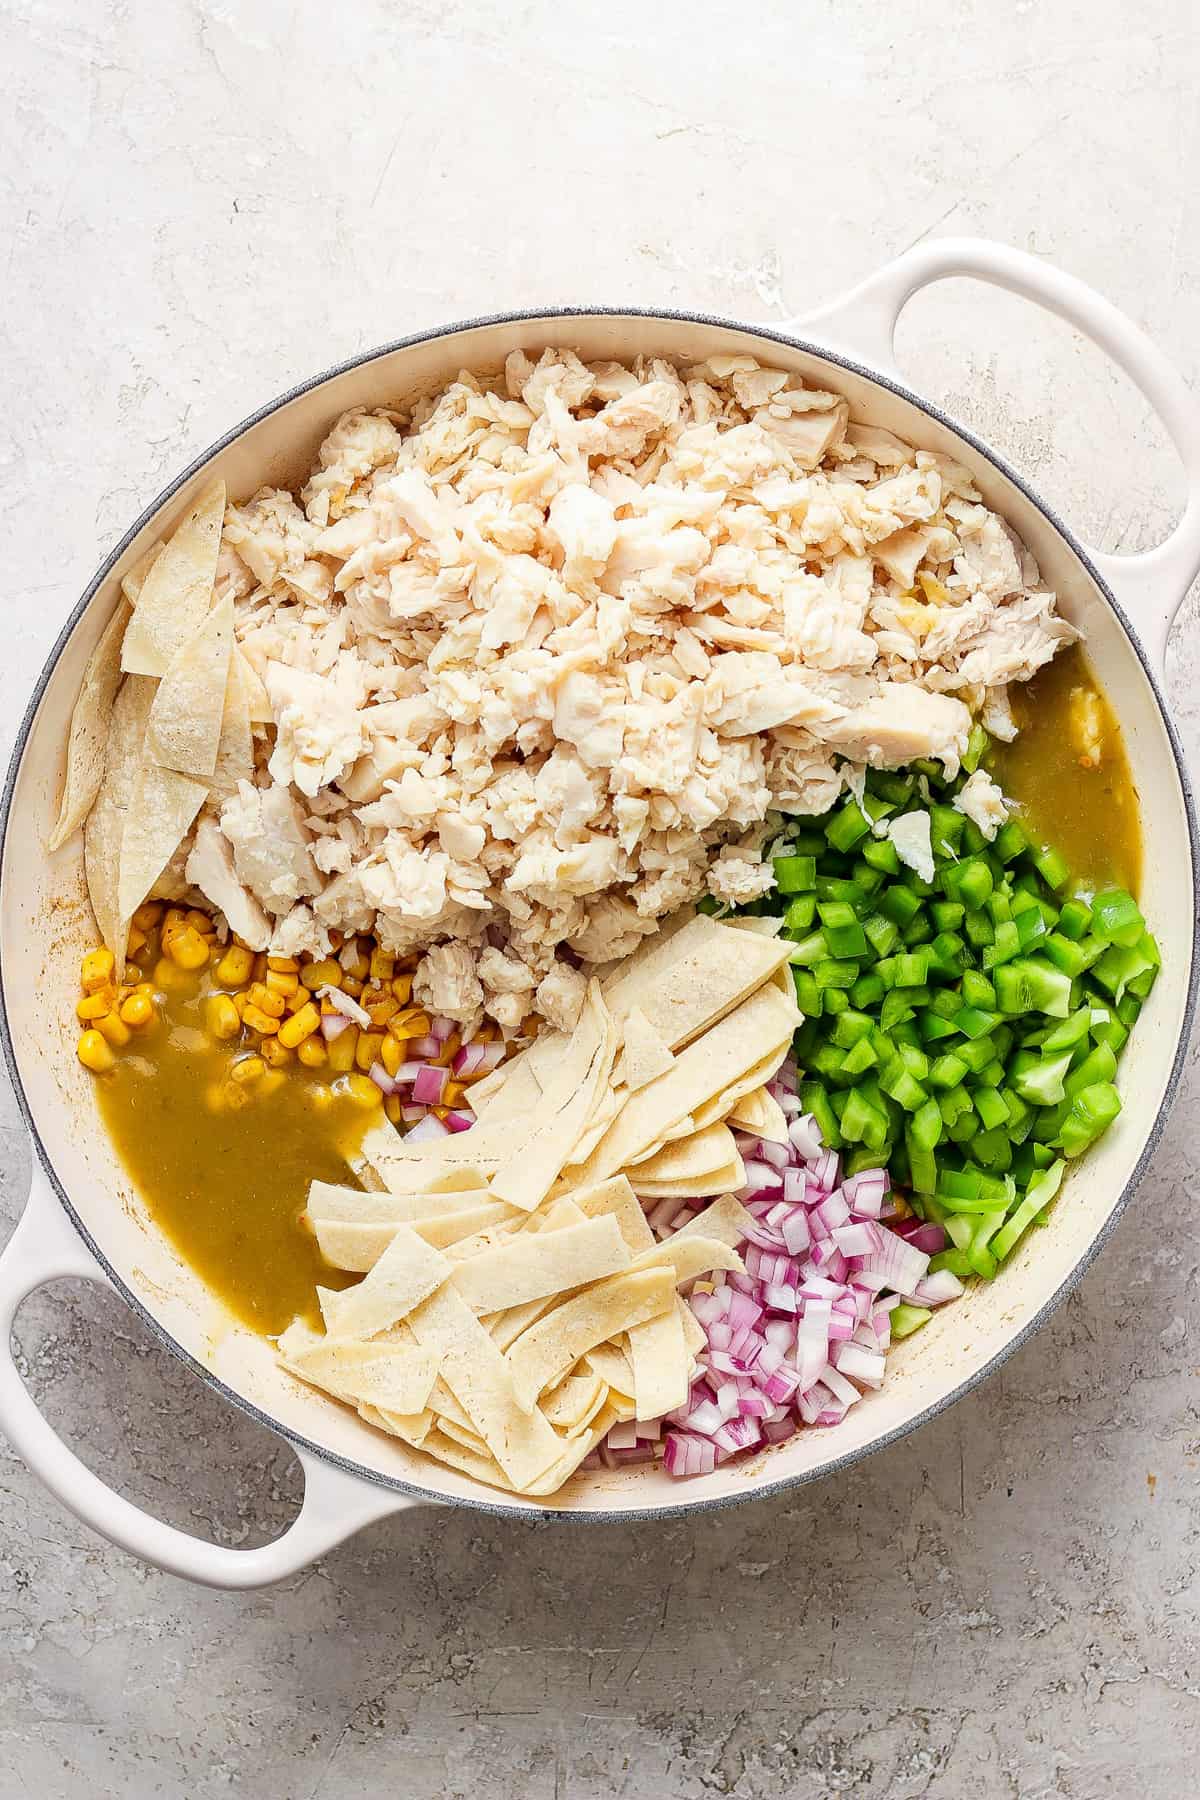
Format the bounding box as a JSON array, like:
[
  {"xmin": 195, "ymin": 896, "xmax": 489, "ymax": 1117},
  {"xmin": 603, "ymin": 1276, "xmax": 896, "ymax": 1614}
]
[{"xmin": 195, "ymin": 350, "xmax": 1077, "ymax": 1030}]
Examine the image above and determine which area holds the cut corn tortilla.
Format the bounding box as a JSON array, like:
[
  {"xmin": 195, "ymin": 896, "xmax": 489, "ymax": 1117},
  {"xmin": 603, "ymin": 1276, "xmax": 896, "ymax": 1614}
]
[
  {"xmin": 449, "ymin": 1214, "xmax": 631, "ymax": 1313},
  {"xmin": 310, "ymin": 1202, "xmax": 515, "ymax": 1271},
  {"xmin": 120, "ymin": 537, "xmax": 166, "ymax": 607},
  {"xmin": 467, "ymin": 1055, "xmax": 541, "ymax": 1129},
  {"xmin": 679, "ymin": 1299, "xmax": 707, "ymax": 1361},
  {"xmin": 674, "ymin": 1193, "xmax": 756, "ymax": 1248},
  {"xmin": 519, "ymin": 1404, "xmax": 627, "ymax": 1498},
  {"xmin": 689, "ymin": 1039, "xmax": 793, "ymax": 1132},
  {"xmin": 145, "ymin": 591, "xmax": 234, "ymax": 779},
  {"xmin": 83, "ymin": 673, "xmax": 157, "ymax": 972},
  {"xmin": 627, "ymin": 1121, "xmax": 740, "ymax": 1188},
  {"xmin": 632, "ymin": 1161, "xmax": 743, "ymax": 1202},
  {"xmin": 541, "ymin": 1368, "xmax": 607, "ymax": 1431},
  {"xmin": 356, "ymin": 1127, "xmax": 491, "ymax": 1192},
  {"xmin": 630, "ymin": 1234, "xmax": 744, "ymax": 1286},
  {"xmin": 428, "ymin": 1377, "xmax": 475, "ymax": 1435},
  {"xmin": 406, "ymin": 1283, "xmax": 562, "ymax": 1490},
  {"xmin": 279, "ymin": 1338, "xmax": 440, "ymax": 1415},
  {"xmin": 436, "ymin": 1415, "xmax": 491, "ymax": 1456},
  {"xmin": 489, "ymin": 984, "xmax": 616, "ymax": 1210},
  {"xmin": 628, "ymin": 1302, "xmax": 689, "ymax": 1420},
  {"xmin": 571, "ymin": 1175, "xmax": 655, "ymax": 1255},
  {"xmin": 506, "ymin": 1267, "xmax": 677, "ymax": 1412},
  {"xmin": 357, "ymin": 1402, "xmax": 434, "ymax": 1447},
  {"xmin": 483, "ymin": 1294, "xmax": 556, "ymax": 1352},
  {"xmin": 613, "ymin": 1005, "xmax": 674, "ymax": 1093},
  {"xmin": 584, "ymin": 1341, "xmax": 636, "ymax": 1397},
  {"xmin": 115, "ymin": 761, "xmax": 208, "ymax": 926},
  {"xmin": 211, "ymin": 647, "xmax": 256, "ymax": 795},
  {"xmin": 418, "ymin": 1427, "xmax": 510, "ymax": 1492},
  {"xmin": 49, "ymin": 598, "xmax": 133, "ymax": 851},
  {"xmin": 308, "ymin": 1184, "xmax": 510, "ymax": 1226},
  {"xmin": 121, "ymin": 479, "xmax": 226, "ymax": 677},
  {"xmin": 601, "ymin": 914, "xmax": 793, "ymax": 1052},
  {"xmin": 320, "ymin": 1224, "xmax": 451, "ymax": 1340},
  {"xmin": 238, "ymin": 652, "xmax": 274, "ymax": 724},
  {"xmin": 727, "ymin": 1083, "xmax": 789, "ymax": 1144},
  {"xmin": 725, "ymin": 914, "xmax": 785, "ymax": 937},
  {"xmin": 572, "ymin": 983, "xmax": 799, "ymax": 1184}
]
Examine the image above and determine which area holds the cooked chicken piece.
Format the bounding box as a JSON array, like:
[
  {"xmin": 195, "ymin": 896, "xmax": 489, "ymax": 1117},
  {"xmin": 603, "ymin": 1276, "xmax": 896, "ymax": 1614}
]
[
  {"xmin": 822, "ymin": 683, "xmax": 971, "ymax": 772},
  {"xmin": 886, "ymin": 810, "xmax": 935, "ymax": 882},
  {"xmin": 954, "ymin": 769, "xmax": 1011, "ymax": 840},
  {"xmin": 413, "ymin": 941, "xmax": 485, "ymax": 1030},
  {"xmin": 219, "ymin": 780, "xmax": 322, "ymax": 916},
  {"xmin": 184, "ymin": 815, "xmax": 272, "ymax": 950}
]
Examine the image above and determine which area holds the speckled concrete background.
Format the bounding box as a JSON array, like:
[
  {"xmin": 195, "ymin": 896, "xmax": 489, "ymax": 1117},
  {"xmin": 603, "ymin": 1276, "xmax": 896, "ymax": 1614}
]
[{"xmin": 2, "ymin": 2, "xmax": 1199, "ymax": 1794}]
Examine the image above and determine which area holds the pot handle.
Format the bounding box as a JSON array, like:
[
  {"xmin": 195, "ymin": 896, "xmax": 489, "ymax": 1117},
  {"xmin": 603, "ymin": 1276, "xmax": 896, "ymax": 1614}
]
[
  {"xmin": 793, "ymin": 238, "xmax": 1200, "ymax": 672},
  {"xmin": 0, "ymin": 1159, "xmax": 417, "ymax": 1588}
]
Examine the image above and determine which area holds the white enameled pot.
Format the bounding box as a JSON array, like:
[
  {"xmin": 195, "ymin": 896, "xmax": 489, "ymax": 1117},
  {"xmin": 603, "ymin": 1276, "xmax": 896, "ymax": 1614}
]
[{"xmin": 2, "ymin": 240, "xmax": 1199, "ymax": 1589}]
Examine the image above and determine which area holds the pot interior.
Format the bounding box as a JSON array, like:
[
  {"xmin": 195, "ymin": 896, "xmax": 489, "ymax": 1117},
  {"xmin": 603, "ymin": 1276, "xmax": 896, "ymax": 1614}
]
[{"xmin": 3, "ymin": 312, "xmax": 1193, "ymax": 1516}]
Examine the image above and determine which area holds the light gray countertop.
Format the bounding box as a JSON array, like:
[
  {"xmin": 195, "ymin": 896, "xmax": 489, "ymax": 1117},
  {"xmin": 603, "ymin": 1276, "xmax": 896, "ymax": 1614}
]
[{"xmin": 2, "ymin": 2, "xmax": 1199, "ymax": 1794}]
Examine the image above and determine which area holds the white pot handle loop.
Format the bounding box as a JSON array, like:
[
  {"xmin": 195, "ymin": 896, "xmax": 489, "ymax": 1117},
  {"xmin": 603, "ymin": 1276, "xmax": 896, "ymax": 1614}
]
[
  {"xmin": 794, "ymin": 238, "xmax": 1200, "ymax": 673},
  {"xmin": 0, "ymin": 1160, "xmax": 416, "ymax": 1588}
]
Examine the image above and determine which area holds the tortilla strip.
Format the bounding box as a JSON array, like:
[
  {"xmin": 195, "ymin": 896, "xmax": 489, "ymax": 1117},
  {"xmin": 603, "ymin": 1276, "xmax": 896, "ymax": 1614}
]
[
  {"xmin": 583, "ymin": 1341, "xmax": 636, "ymax": 1398},
  {"xmin": 120, "ymin": 538, "xmax": 166, "ymax": 607},
  {"xmin": 506, "ymin": 1267, "xmax": 676, "ymax": 1413},
  {"xmin": 83, "ymin": 674, "xmax": 157, "ymax": 972},
  {"xmin": 306, "ymin": 1178, "xmax": 496, "ymax": 1223},
  {"xmin": 725, "ymin": 914, "xmax": 785, "ymax": 937},
  {"xmin": 356, "ymin": 1128, "xmax": 492, "ymax": 1192},
  {"xmin": 601, "ymin": 914, "xmax": 793, "ymax": 1052},
  {"xmin": 674, "ymin": 1194, "xmax": 756, "ymax": 1248},
  {"xmin": 211, "ymin": 646, "xmax": 256, "ymax": 796},
  {"xmin": 406, "ymin": 1284, "xmax": 562, "ymax": 1490},
  {"xmin": 628, "ymin": 1122, "xmax": 742, "ymax": 1189},
  {"xmin": 519, "ymin": 1404, "xmax": 626, "ymax": 1497},
  {"xmin": 573, "ymin": 983, "xmax": 799, "ymax": 1184},
  {"xmin": 145, "ymin": 590, "xmax": 234, "ymax": 778},
  {"xmin": 613, "ymin": 1005, "xmax": 674, "ymax": 1093},
  {"xmin": 121, "ymin": 479, "xmax": 226, "ymax": 677},
  {"xmin": 571, "ymin": 1175, "xmax": 655, "ymax": 1255},
  {"xmin": 727, "ymin": 1083, "xmax": 789, "ymax": 1144},
  {"xmin": 49, "ymin": 598, "xmax": 132, "ymax": 851},
  {"xmin": 115, "ymin": 762, "xmax": 208, "ymax": 925},
  {"xmin": 467, "ymin": 1056, "xmax": 541, "ymax": 1129},
  {"xmin": 628, "ymin": 1301, "xmax": 690, "ymax": 1420},
  {"xmin": 483, "ymin": 1295, "xmax": 556, "ymax": 1352},
  {"xmin": 310, "ymin": 1202, "xmax": 515, "ymax": 1270},
  {"xmin": 541, "ymin": 1369, "xmax": 607, "ymax": 1431},
  {"xmin": 679, "ymin": 1300, "xmax": 708, "ymax": 1361},
  {"xmin": 320, "ymin": 1224, "xmax": 451, "ymax": 1340},
  {"xmin": 418, "ymin": 1428, "xmax": 511, "ymax": 1492},
  {"xmin": 632, "ymin": 1161, "xmax": 743, "ymax": 1201},
  {"xmin": 490, "ymin": 984, "xmax": 616, "ymax": 1211},
  {"xmin": 630, "ymin": 1234, "xmax": 744, "ymax": 1286},
  {"xmin": 279, "ymin": 1340, "xmax": 440, "ymax": 1415},
  {"xmin": 358, "ymin": 1402, "xmax": 434, "ymax": 1447},
  {"xmin": 689, "ymin": 1040, "xmax": 793, "ymax": 1132},
  {"xmin": 450, "ymin": 1215, "xmax": 630, "ymax": 1313}
]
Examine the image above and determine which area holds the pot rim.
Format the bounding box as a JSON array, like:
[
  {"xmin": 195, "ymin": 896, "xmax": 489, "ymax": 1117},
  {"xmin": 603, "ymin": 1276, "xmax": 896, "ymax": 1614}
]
[{"xmin": 3, "ymin": 302, "xmax": 1197, "ymax": 1525}]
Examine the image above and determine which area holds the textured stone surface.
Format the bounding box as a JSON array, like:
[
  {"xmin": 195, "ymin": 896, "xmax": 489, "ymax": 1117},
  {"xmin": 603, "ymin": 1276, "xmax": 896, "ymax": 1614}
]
[{"xmin": 2, "ymin": 2, "xmax": 1199, "ymax": 1795}]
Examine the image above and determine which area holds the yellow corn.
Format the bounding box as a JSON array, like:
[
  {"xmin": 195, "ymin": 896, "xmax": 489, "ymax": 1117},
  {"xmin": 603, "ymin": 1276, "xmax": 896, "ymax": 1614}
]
[
  {"xmin": 341, "ymin": 941, "xmax": 370, "ymax": 980},
  {"xmin": 387, "ymin": 1008, "xmax": 431, "ymax": 1042},
  {"xmin": 267, "ymin": 955, "xmax": 299, "ymax": 973},
  {"xmin": 364, "ymin": 992, "xmax": 399, "ymax": 1029},
  {"xmin": 167, "ymin": 926, "xmax": 210, "ymax": 970},
  {"xmin": 186, "ymin": 908, "xmax": 216, "ymax": 937},
  {"xmin": 215, "ymin": 944, "xmax": 255, "ymax": 988},
  {"xmin": 203, "ymin": 1081, "xmax": 227, "ymax": 1114},
  {"xmin": 77, "ymin": 992, "xmax": 112, "ymax": 1022},
  {"xmin": 380, "ymin": 1034, "xmax": 405, "ymax": 1078},
  {"xmin": 302, "ymin": 959, "xmax": 342, "ymax": 990},
  {"xmin": 284, "ymin": 984, "xmax": 312, "ymax": 1014},
  {"xmin": 161, "ymin": 906, "xmax": 187, "ymax": 938},
  {"xmin": 81, "ymin": 947, "xmax": 115, "ymax": 993},
  {"xmin": 247, "ymin": 981, "xmax": 285, "ymax": 1019},
  {"xmin": 391, "ymin": 973, "xmax": 414, "ymax": 1005},
  {"xmin": 277, "ymin": 1002, "xmax": 320, "ymax": 1049},
  {"xmin": 355, "ymin": 1030, "xmax": 384, "ymax": 1072},
  {"xmin": 243, "ymin": 1003, "xmax": 280, "ymax": 1035},
  {"xmin": 252, "ymin": 952, "xmax": 269, "ymax": 982},
  {"xmin": 340, "ymin": 975, "xmax": 364, "ymax": 998},
  {"xmin": 917, "ymin": 570, "xmax": 951, "ymax": 605},
  {"xmin": 338, "ymin": 1071, "xmax": 384, "ymax": 1109},
  {"xmin": 297, "ymin": 1035, "xmax": 327, "ymax": 1068},
  {"xmin": 444, "ymin": 1079, "xmax": 467, "ymax": 1108},
  {"xmin": 132, "ymin": 901, "xmax": 163, "ymax": 931},
  {"xmin": 77, "ymin": 1029, "xmax": 115, "ymax": 1072},
  {"xmin": 154, "ymin": 955, "xmax": 193, "ymax": 992},
  {"xmin": 94, "ymin": 1011, "xmax": 132, "ymax": 1048},
  {"xmin": 304, "ymin": 1083, "xmax": 334, "ymax": 1114},
  {"xmin": 205, "ymin": 993, "xmax": 242, "ymax": 1041},
  {"xmin": 125, "ymin": 924, "xmax": 148, "ymax": 958},
  {"xmin": 326, "ymin": 1026, "xmax": 358, "ymax": 1072},
  {"xmin": 260, "ymin": 1036, "xmax": 294, "ymax": 1068},
  {"xmin": 369, "ymin": 948, "xmax": 396, "ymax": 981},
  {"xmin": 230, "ymin": 1054, "xmax": 265, "ymax": 1085},
  {"xmin": 258, "ymin": 1067, "xmax": 287, "ymax": 1098},
  {"xmin": 384, "ymin": 1093, "xmax": 403, "ymax": 1124},
  {"xmin": 435, "ymin": 1033, "xmax": 461, "ymax": 1067},
  {"xmin": 265, "ymin": 968, "xmax": 299, "ymax": 998},
  {"xmin": 222, "ymin": 1081, "xmax": 254, "ymax": 1112},
  {"xmin": 119, "ymin": 991, "xmax": 155, "ymax": 1029}
]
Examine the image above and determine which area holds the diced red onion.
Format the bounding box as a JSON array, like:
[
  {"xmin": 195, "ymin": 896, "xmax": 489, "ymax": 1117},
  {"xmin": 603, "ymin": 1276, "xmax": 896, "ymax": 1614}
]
[
  {"xmin": 788, "ymin": 1113, "xmax": 823, "ymax": 1161},
  {"xmin": 320, "ymin": 1013, "xmax": 351, "ymax": 1041},
  {"xmin": 408, "ymin": 1034, "xmax": 440, "ymax": 1058},
  {"xmin": 368, "ymin": 1062, "xmax": 400, "ymax": 1097},
  {"xmin": 405, "ymin": 1112, "xmax": 449, "ymax": 1143},
  {"xmin": 412, "ymin": 1064, "xmax": 449, "ymax": 1106},
  {"xmin": 454, "ymin": 1041, "xmax": 506, "ymax": 1077},
  {"xmin": 444, "ymin": 1110, "xmax": 475, "ymax": 1133}
]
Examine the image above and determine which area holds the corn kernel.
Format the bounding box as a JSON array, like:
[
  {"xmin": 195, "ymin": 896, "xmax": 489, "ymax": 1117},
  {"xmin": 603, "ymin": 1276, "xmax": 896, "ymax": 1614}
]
[
  {"xmin": 444, "ymin": 1079, "xmax": 467, "ymax": 1108},
  {"xmin": 265, "ymin": 968, "xmax": 299, "ymax": 999},
  {"xmin": 384, "ymin": 1093, "xmax": 403, "ymax": 1124},
  {"xmin": 205, "ymin": 993, "xmax": 242, "ymax": 1041},
  {"xmin": 435, "ymin": 1032, "xmax": 461, "ymax": 1067},
  {"xmin": 132, "ymin": 901, "xmax": 163, "ymax": 931},
  {"xmin": 267, "ymin": 955, "xmax": 299, "ymax": 973},
  {"xmin": 340, "ymin": 975, "xmax": 364, "ymax": 998},
  {"xmin": 252, "ymin": 952, "xmax": 269, "ymax": 982},
  {"xmin": 95, "ymin": 1011, "xmax": 132, "ymax": 1048},
  {"xmin": 126, "ymin": 924, "xmax": 148, "ymax": 958},
  {"xmin": 297, "ymin": 1035, "xmax": 327, "ymax": 1069},
  {"xmin": 247, "ymin": 981, "xmax": 286, "ymax": 1019},
  {"xmin": 81, "ymin": 947, "xmax": 115, "ymax": 993},
  {"xmin": 326, "ymin": 1026, "xmax": 358, "ymax": 1072},
  {"xmin": 77, "ymin": 1029, "xmax": 115, "ymax": 1072},
  {"xmin": 380, "ymin": 1034, "xmax": 405, "ymax": 1078},
  {"xmin": 341, "ymin": 941, "xmax": 370, "ymax": 980},
  {"xmin": 119, "ymin": 991, "xmax": 155, "ymax": 1029},
  {"xmin": 369, "ymin": 948, "xmax": 396, "ymax": 981},
  {"xmin": 355, "ymin": 1030, "xmax": 384, "ymax": 1072},
  {"xmin": 391, "ymin": 973, "xmax": 414, "ymax": 1005},
  {"xmin": 258, "ymin": 1067, "xmax": 287, "ymax": 1098},
  {"xmin": 215, "ymin": 944, "xmax": 255, "ymax": 987},
  {"xmin": 303, "ymin": 959, "xmax": 342, "ymax": 990},
  {"xmin": 242, "ymin": 1002, "xmax": 280, "ymax": 1035},
  {"xmin": 337, "ymin": 1072, "xmax": 384, "ymax": 1109},
  {"xmin": 186, "ymin": 908, "xmax": 216, "ymax": 937},
  {"xmin": 284, "ymin": 984, "xmax": 312, "ymax": 1014},
  {"xmin": 77, "ymin": 992, "xmax": 112, "ymax": 1022},
  {"xmin": 277, "ymin": 1002, "xmax": 321, "ymax": 1049},
  {"xmin": 161, "ymin": 906, "xmax": 187, "ymax": 937},
  {"xmin": 222, "ymin": 1080, "xmax": 254, "ymax": 1111},
  {"xmin": 167, "ymin": 926, "xmax": 210, "ymax": 970},
  {"xmin": 154, "ymin": 955, "xmax": 193, "ymax": 992},
  {"xmin": 365, "ymin": 994, "xmax": 399, "ymax": 1029},
  {"xmin": 260, "ymin": 1037, "xmax": 294, "ymax": 1068},
  {"xmin": 304, "ymin": 1083, "xmax": 335, "ymax": 1113},
  {"xmin": 230, "ymin": 1053, "xmax": 266, "ymax": 1085}
]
